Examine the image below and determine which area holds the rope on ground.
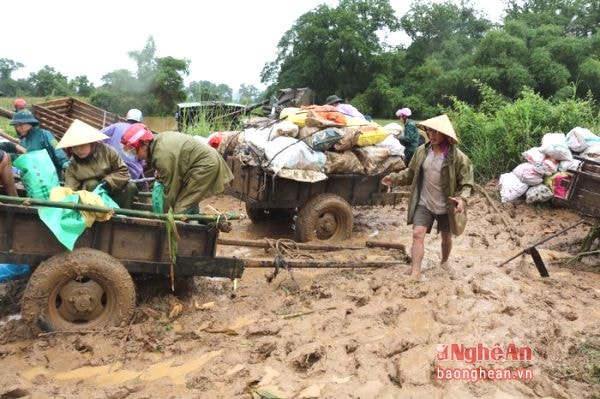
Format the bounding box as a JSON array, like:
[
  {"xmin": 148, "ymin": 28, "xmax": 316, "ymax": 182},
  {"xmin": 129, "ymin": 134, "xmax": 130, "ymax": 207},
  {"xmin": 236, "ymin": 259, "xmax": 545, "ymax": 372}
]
[{"xmin": 264, "ymin": 238, "xmax": 314, "ymax": 284}]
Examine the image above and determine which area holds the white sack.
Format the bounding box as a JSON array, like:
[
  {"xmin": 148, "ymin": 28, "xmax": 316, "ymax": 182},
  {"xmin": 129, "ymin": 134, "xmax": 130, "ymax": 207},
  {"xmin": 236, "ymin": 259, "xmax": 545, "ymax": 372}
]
[
  {"xmin": 565, "ymin": 127, "xmax": 600, "ymax": 152},
  {"xmin": 539, "ymin": 133, "xmax": 572, "ymax": 161},
  {"xmin": 375, "ymin": 134, "xmax": 405, "ymax": 157},
  {"xmin": 525, "ymin": 184, "xmax": 553, "ymax": 204},
  {"xmin": 512, "ymin": 163, "xmax": 543, "ymax": 186},
  {"xmin": 264, "ymin": 136, "xmax": 326, "ymax": 174},
  {"xmin": 499, "ymin": 172, "xmax": 529, "ymax": 202}
]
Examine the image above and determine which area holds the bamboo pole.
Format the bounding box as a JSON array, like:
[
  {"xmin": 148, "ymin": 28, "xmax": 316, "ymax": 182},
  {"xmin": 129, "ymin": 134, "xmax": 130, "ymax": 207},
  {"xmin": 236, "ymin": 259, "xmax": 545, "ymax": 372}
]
[
  {"xmin": 0, "ymin": 106, "xmax": 14, "ymax": 120},
  {"xmin": 0, "ymin": 194, "xmax": 240, "ymax": 222},
  {"xmin": 217, "ymin": 237, "xmax": 365, "ymax": 251},
  {"xmin": 0, "ymin": 129, "xmax": 19, "ymax": 144},
  {"xmin": 243, "ymin": 258, "xmax": 402, "ymax": 268},
  {"xmin": 497, "ymin": 220, "xmax": 587, "ymax": 267}
]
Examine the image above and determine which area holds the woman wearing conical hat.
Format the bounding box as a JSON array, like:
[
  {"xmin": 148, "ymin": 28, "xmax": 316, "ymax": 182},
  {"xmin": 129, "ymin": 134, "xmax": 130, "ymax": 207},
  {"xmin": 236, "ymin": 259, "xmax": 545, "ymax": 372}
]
[
  {"xmin": 382, "ymin": 114, "xmax": 474, "ymax": 280},
  {"xmin": 57, "ymin": 120, "xmax": 138, "ymax": 208}
]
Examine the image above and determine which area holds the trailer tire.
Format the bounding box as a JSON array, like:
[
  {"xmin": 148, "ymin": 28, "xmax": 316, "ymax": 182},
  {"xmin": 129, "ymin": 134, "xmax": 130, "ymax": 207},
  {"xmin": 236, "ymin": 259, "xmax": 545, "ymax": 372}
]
[
  {"xmin": 21, "ymin": 248, "xmax": 136, "ymax": 333},
  {"xmin": 296, "ymin": 194, "xmax": 353, "ymax": 242}
]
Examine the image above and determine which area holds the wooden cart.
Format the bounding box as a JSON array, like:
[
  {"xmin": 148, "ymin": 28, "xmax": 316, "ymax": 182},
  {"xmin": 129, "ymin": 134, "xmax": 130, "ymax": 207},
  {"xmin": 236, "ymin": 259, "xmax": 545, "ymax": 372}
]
[
  {"xmin": 226, "ymin": 156, "xmax": 407, "ymax": 242},
  {"xmin": 0, "ymin": 201, "xmax": 243, "ymax": 332},
  {"xmin": 553, "ymin": 157, "xmax": 600, "ymax": 217}
]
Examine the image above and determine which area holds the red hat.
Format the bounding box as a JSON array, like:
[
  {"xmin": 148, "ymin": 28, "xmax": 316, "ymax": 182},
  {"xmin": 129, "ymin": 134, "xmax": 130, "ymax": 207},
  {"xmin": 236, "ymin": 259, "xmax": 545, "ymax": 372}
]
[
  {"xmin": 14, "ymin": 98, "xmax": 27, "ymax": 109},
  {"xmin": 122, "ymin": 123, "xmax": 153, "ymax": 148}
]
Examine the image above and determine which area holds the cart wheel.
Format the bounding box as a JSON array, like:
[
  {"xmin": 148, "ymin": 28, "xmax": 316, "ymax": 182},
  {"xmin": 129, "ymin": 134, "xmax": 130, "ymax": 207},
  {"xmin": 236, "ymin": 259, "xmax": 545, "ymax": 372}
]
[
  {"xmin": 21, "ymin": 248, "xmax": 136, "ymax": 333},
  {"xmin": 245, "ymin": 203, "xmax": 289, "ymax": 223},
  {"xmin": 296, "ymin": 194, "xmax": 353, "ymax": 242}
]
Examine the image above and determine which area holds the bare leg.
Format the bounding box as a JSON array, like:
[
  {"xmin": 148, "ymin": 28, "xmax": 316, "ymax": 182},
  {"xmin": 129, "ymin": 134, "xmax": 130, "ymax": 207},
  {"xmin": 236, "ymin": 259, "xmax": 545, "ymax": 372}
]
[
  {"xmin": 0, "ymin": 153, "xmax": 18, "ymax": 197},
  {"xmin": 440, "ymin": 231, "xmax": 452, "ymax": 269},
  {"xmin": 409, "ymin": 226, "xmax": 428, "ymax": 280}
]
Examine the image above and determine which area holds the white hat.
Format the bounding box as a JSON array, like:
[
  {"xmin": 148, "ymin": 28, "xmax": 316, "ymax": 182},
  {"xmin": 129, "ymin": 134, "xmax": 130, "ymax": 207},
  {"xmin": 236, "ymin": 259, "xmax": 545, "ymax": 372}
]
[
  {"xmin": 56, "ymin": 119, "xmax": 109, "ymax": 149},
  {"xmin": 416, "ymin": 114, "xmax": 459, "ymax": 143},
  {"xmin": 126, "ymin": 108, "xmax": 143, "ymax": 122}
]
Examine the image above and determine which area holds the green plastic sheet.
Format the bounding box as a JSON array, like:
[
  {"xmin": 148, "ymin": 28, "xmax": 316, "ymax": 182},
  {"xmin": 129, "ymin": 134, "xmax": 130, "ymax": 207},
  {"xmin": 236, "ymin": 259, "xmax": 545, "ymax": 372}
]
[{"xmin": 38, "ymin": 194, "xmax": 86, "ymax": 251}]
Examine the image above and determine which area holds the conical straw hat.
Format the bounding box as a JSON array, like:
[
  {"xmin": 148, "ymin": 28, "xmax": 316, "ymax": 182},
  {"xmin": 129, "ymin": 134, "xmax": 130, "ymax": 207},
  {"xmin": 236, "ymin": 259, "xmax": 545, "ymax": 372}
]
[
  {"xmin": 56, "ymin": 119, "xmax": 109, "ymax": 149},
  {"xmin": 416, "ymin": 114, "xmax": 459, "ymax": 143}
]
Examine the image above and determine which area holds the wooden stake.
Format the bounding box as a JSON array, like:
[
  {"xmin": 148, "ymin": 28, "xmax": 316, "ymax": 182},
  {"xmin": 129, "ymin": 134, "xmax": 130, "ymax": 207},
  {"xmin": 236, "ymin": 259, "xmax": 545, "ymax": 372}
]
[
  {"xmin": 243, "ymin": 258, "xmax": 402, "ymax": 268},
  {"xmin": 366, "ymin": 240, "xmax": 407, "ymax": 254}
]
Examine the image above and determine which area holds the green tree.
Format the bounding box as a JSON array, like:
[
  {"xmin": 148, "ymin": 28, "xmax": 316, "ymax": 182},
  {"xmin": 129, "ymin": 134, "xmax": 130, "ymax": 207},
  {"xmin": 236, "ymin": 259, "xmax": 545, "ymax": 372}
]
[
  {"xmin": 261, "ymin": 0, "xmax": 400, "ymax": 103},
  {"xmin": 128, "ymin": 36, "xmax": 157, "ymax": 86},
  {"xmin": 0, "ymin": 58, "xmax": 24, "ymax": 96},
  {"xmin": 70, "ymin": 75, "xmax": 95, "ymax": 97},
  {"xmin": 238, "ymin": 84, "xmax": 261, "ymax": 104},
  {"xmin": 394, "ymin": 1, "xmax": 493, "ymax": 114},
  {"xmin": 150, "ymin": 56, "xmax": 189, "ymax": 114},
  {"xmin": 188, "ymin": 81, "xmax": 233, "ymax": 102},
  {"xmin": 28, "ymin": 66, "xmax": 72, "ymax": 96},
  {"xmin": 0, "ymin": 58, "xmax": 23, "ymax": 80},
  {"xmin": 92, "ymin": 37, "xmax": 189, "ymax": 115}
]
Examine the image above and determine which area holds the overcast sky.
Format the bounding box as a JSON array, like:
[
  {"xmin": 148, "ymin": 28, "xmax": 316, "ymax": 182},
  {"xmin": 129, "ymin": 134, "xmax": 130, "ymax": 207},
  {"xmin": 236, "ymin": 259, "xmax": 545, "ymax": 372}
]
[{"xmin": 4, "ymin": 0, "xmax": 505, "ymax": 92}]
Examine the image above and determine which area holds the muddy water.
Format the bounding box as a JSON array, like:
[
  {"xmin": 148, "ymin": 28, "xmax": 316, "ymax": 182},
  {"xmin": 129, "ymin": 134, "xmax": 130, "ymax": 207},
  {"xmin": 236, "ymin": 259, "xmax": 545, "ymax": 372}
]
[{"xmin": 0, "ymin": 192, "xmax": 599, "ymax": 398}]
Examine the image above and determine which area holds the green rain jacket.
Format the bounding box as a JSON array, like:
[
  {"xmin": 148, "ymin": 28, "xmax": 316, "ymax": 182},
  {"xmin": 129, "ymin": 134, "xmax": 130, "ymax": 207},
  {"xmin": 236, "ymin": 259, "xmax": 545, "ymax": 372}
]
[
  {"xmin": 388, "ymin": 142, "xmax": 474, "ymax": 235},
  {"xmin": 3, "ymin": 126, "xmax": 69, "ymax": 175},
  {"xmin": 64, "ymin": 143, "xmax": 131, "ymax": 191},
  {"xmin": 149, "ymin": 132, "xmax": 234, "ymax": 213},
  {"xmin": 399, "ymin": 119, "xmax": 419, "ymax": 158}
]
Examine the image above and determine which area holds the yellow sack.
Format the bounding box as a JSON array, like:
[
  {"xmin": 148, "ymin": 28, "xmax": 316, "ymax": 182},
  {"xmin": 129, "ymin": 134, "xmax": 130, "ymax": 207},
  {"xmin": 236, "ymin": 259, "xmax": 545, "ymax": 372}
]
[
  {"xmin": 49, "ymin": 187, "xmax": 114, "ymax": 227},
  {"xmin": 344, "ymin": 116, "xmax": 372, "ymax": 127},
  {"xmin": 355, "ymin": 126, "xmax": 390, "ymax": 147},
  {"xmin": 280, "ymin": 107, "xmax": 309, "ymax": 128}
]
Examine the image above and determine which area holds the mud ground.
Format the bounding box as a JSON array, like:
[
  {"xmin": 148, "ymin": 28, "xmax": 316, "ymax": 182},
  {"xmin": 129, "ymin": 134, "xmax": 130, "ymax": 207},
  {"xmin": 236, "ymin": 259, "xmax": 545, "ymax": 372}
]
[{"xmin": 0, "ymin": 189, "xmax": 599, "ymax": 399}]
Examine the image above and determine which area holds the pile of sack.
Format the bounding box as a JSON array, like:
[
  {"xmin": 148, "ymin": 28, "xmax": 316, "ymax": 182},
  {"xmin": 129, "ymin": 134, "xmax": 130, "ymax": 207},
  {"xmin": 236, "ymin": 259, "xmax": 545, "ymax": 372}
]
[
  {"xmin": 203, "ymin": 105, "xmax": 407, "ymax": 182},
  {"xmin": 499, "ymin": 127, "xmax": 600, "ymax": 203}
]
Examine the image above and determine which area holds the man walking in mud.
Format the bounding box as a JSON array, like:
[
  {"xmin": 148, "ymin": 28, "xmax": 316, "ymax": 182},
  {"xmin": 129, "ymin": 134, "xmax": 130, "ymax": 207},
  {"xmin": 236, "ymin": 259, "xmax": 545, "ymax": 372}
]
[{"xmin": 382, "ymin": 114, "xmax": 473, "ymax": 280}]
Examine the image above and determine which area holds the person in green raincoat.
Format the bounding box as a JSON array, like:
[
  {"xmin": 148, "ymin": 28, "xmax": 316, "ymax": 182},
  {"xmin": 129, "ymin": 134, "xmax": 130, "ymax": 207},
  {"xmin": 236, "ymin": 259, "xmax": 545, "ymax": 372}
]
[
  {"xmin": 2, "ymin": 110, "xmax": 69, "ymax": 176},
  {"xmin": 382, "ymin": 114, "xmax": 474, "ymax": 281},
  {"xmin": 395, "ymin": 107, "xmax": 420, "ymax": 165},
  {"xmin": 57, "ymin": 119, "xmax": 137, "ymax": 208},
  {"xmin": 121, "ymin": 123, "xmax": 234, "ymax": 214}
]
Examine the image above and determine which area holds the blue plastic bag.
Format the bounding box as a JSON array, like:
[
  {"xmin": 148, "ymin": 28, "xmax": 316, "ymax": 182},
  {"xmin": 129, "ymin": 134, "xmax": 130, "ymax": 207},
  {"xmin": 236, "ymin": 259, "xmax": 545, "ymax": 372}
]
[{"xmin": 0, "ymin": 264, "xmax": 30, "ymax": 282}]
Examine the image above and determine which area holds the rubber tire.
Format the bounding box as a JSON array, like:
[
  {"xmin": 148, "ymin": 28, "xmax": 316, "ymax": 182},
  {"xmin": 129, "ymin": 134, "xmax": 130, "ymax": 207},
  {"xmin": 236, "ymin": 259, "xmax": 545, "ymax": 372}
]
[
  {"xmin": 21, "ymin": 248, "xmax": 136, "ymax": 333},
  {"xmin": 295, "ymin": 194, "xmax": 353, "ymax": 242},
  {"xmin": 245, "ymin": 203, "xmax": 289, "ymax": 223}
]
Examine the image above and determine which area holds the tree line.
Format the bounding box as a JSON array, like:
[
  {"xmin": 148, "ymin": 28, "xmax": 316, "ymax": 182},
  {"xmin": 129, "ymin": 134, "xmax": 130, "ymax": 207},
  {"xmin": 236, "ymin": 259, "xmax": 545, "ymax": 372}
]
[
  {"xmin": 262, "ymin": 0, "xmax": 600, "ymax": 120},
  {"xmin": 0, "ymin": 38, "xmax": 262, "ymax": 116},
  {"xmin": 1, "ymin": 0, "xmax": 599, "ymax": 123}
]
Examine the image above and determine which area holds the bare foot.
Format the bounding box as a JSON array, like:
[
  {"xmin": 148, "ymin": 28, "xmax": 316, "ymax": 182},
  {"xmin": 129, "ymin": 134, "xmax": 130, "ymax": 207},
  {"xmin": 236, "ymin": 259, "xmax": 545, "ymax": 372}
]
[
  {"xmin": 403, "ymin": 268, "xmax": 412, "ymax": 276},
  {"xmin": 440, "ymin": 261, "xmax": 450, "ymax": 271},
  {"xmin": 409, "ymin": 271, "xmax": 421, "ymax": 281}
]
